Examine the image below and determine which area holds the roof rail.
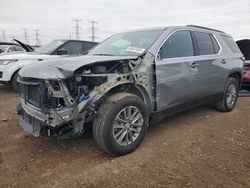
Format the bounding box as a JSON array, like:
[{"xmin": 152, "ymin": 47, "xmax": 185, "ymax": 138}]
[{"xmin": 186, "ymin": 25, "xmax": 225, "ymax": 34}]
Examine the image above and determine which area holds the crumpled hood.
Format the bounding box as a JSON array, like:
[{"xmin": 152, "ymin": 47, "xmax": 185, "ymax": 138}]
[
  {"xmin": 19, "ymin": 55, "xmax": 138, "ymax": 79},
  {"xmin": 0, "ymin": 52, "xmax": 59, "ymax": 60}
]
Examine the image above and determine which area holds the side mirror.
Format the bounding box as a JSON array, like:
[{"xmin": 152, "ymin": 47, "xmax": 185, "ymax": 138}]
[
  {"xmin": 57, "ymin": 49, "xmax": 68, "ymax": 55},
  {"xmin": 157, "ymin": 48, "xmax": 162, "ymax": 60}
]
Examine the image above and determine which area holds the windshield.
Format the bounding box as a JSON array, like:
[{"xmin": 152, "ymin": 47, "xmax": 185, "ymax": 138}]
[
  {"xmin": 0, "ymin": 45, "xmax": 9, "ymax": 53},
  {"xmin": 35, "ymin": 40, "xmax": 65, "ymax": 55},
  {"xmin": 88, "ymin": 30, "xmax": 164, "ymax": 56}
]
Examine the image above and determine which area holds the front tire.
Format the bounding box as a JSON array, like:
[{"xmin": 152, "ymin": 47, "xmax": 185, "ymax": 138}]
[
  {"xmin": 11, "ymin": 72, "xmax": 19, "ymax": 92},
  {"xmin": 215, "ymin": 77, "xmax": 239, "ymax": 112},
  {"xmin": 93, "ymin": 93, "xmax": 148, "ymax": 156}
]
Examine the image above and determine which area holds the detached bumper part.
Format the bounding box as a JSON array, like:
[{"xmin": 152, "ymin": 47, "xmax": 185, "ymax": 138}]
[
  {"xmin": 16, "ymin": 104, "xmax": 42, "ymax": 137},
  {"xmin": 16, "ymin": 103, "xmax": 83, "ymax": 139}
]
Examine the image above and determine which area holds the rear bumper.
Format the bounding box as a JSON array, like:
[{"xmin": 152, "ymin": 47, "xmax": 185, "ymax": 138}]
[
  {"xmin": 243, "ymin": 77, "xmax": 250, "ymax": 83},
  {"xmin": 243, "ymin": 70, "xmax": 250, "ymax": 83}
]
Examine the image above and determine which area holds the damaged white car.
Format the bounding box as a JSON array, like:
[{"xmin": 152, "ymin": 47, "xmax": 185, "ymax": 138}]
[{"xmin": 16, "ymin": 26, "xmax": 243, "ymax": 156}]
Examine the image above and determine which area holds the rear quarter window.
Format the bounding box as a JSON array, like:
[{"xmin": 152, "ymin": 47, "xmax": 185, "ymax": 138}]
[
  {"xmin": 193, "ymin": 31, "xmax": 217, "ymax": 55},
  {"xmin": 210, "ymin": 35, "xmax": 220, "ymax": 53},
  {"xmin": 221, "ymin": 35, "xmax": 241, "ymax": 53}
]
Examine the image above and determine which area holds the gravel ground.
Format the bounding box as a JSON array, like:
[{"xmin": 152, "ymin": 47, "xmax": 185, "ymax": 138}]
[{"xmin": 0, "ymin": 85, "xmax": 250, "ymax": 188}]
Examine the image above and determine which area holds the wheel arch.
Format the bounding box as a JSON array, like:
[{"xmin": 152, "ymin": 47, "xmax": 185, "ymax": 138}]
[
  {"xmin": 11, "ymin": 68, "xmax": 21, "ymax": 82},
  {"xmin": 228, "ymin": 69, "xmax": 242, "ymax": 87},
  {"xmin": 102, "ymin": 83, "xmax": 153, "ymax": 114}
]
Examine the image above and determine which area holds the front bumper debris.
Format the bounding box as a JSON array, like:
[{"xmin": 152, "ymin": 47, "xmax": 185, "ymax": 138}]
[
  {"xmin": 16, "ymin": 103, "xmax": 86, "ymax": 138},
  {"xmin": 16, "ymin": 104, "xmax": 42, "ymax": 137}
]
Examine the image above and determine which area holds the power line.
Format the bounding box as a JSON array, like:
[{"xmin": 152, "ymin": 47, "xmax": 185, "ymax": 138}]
[
  {"xmin": 72, "ymin": 19, "xmax": 81, "ymax": 39},
  {"xmin": 2, "ymin": 30, "xmax": 6, "ymax": 42},
  {"xmin": 35, "ymin": 29, "xmax": 40, "ymax": 46},
  {"xmin": 23, "ymin": 28, "xmax": 29, "ymax": 44},
  {"xmin": 89, "ymin": 20, "xmax": 98, "ymax": 42}
]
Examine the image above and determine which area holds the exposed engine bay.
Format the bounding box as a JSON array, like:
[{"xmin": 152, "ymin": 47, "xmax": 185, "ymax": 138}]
[{"xmin": 16, "ymin": 54, "xmax": 154, "ymax": 139}]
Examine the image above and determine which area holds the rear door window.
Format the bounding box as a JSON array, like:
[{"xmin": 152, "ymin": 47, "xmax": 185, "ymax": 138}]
[
  {"xmin": 81, "ymin": 42, "xmax": 96, "ymax": 53},
  {"xmin": 58, "ymin": 41, "xmax": 82, "ymax": 55},
  {"xmin": 221, "ymin": 35, "xmax": 241, "ymax": 53},
  {"xmin": 193, "ymin": 31, "xmax": 216, "ymax": 55},
  {"xmin": 14, "ymin": 45, "xmax": 24, "ymax": 51},
  {"xmin": 7, "ymin": 46, "xmax": 16, "ymax": 52}
]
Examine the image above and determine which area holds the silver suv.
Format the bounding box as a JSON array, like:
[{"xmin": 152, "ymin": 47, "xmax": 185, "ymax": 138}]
[{"xmin": 17, "ymin": 25, "xmax": 244, "ymax": 156}]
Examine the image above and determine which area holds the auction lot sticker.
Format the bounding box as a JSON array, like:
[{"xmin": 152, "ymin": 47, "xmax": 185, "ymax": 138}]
[{"xmin": 126, "ymin": 47, "xmax": 145, "ymax": 54}]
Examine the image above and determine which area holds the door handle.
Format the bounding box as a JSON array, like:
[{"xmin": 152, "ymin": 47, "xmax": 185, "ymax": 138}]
[
  {"xmin": 221, "ymin": 59, "xmax": 227, "ymax": 64},
  {"xmin": 189, "ymin": 62, "xmax": 199, "ymax": 68}
]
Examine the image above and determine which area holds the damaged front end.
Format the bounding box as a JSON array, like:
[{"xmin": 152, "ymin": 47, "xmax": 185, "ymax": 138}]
[{"xmin": 16, "ymin": 54, "xmax": 154, "ymax": 139}]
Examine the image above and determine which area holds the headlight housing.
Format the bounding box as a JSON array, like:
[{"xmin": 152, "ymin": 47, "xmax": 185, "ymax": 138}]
[{"xmin": 0, "ymin": 60, "xmax": 18, "ymax": 65}]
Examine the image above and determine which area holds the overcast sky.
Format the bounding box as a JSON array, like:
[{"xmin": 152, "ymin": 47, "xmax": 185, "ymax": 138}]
[{"xmin": 1, "ymin": 0, "xmax": 250, "ymax": 45}]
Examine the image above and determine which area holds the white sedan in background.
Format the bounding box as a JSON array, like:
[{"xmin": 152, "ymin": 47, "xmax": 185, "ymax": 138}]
[{"xmin": 0, "ymin": 39, "xmax": 98, "ymax": 91}]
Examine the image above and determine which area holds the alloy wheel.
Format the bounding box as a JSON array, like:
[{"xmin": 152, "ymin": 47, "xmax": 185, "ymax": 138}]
[
  {"xmin": 226, "ymin": 83, "xmax": 237, "ymax": 108},
  {"xmin": 113, "ymin": 106, "xmax": 143, "ymax": 146}
]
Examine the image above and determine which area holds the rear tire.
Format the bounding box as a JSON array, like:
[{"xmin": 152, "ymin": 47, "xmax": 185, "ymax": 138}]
[
  {"xmin": 93, "ymin": 93, "xmax": 148, "ymax": 156},
  {"xmin": 11, "ymin": 72, "xmax": 19, "ymax": 92},
  {"xmin": 215, "ymin": 77, "xmax": 239, "ymax": 112}
]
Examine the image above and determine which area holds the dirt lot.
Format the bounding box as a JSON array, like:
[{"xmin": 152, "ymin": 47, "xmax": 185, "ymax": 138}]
[{"xmin": 0, "ymin": 85, "xmax": 250, "ymax": 188}]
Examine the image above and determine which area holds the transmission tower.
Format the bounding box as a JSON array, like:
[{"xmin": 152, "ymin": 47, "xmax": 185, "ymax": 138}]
[
  {"xmin": 2, "ymin": 30, "xmax": 6, "ymax": 42},
  {"xmin": 23, "ymin": 28, "xmax": 29, "ymax": 44},
  {"xmin": 72, "ymin": 19, "xmax": 81, "ymax": 39},
  {"xmin": 35, "ymin": 29, "xmax": 40, "ymax": 46},
  {"xmin": 89, "ymin": 20, "xmax": 98, "ymax": 42}
]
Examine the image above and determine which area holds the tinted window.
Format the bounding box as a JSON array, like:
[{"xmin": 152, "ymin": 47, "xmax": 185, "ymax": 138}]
[
  {"xmin": 210, "ymin": 35, "xmax": 220, "ymax": 53},
  {"xmin": 237, "ymin": 42, "xmax": 250, "ymax": 60},
  {"xmin": 36, "ymin": 40, "xmax": 65, "ymax": 54},
  {"xmin": 7, "ymin": 46, "xmax": 16, "ymax": 52},
  {"xmin": 14, "ymin": 45, "xmax": 24, "ymax": 51},
  {"xmin": 221, "ymin": 35, "xmax": 241, "ymax": 53},
  {"xmin": 59, "ymin": 41, "xmax": 82, "ymax": 55},
  {"xmin": 81, "ymin": 42, "xmax": 96, "ymax": 53},
  {"xmin": 0, "ymin": 45, "xmax": 8, "ymax": 51},
  {"xmin": 193, "ymin": 31, "xmax": 215, "ymax": 55},
  {"xmin": 160, "ymin": 30, "xmax": 194, "ymax": 59}
]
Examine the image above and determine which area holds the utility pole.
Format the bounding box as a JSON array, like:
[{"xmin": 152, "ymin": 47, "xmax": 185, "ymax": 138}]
[
  {"xmin": 23, "ymin": 28, "xmax": 29, "ymax": 44},
  {"xmin": 2, "ymin": 30, "xmax": 6, "ymax": 42},
  {"xmin": 89, "ymin": 20, "xmax": 98, "ymax": 42},
  {"xmin": 72, "ymin": 19, "xmax": 81, "ymax": 39},
  {"xmin": 35, "ymin": 29, "xmax": 40, "ymax": 46}
]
